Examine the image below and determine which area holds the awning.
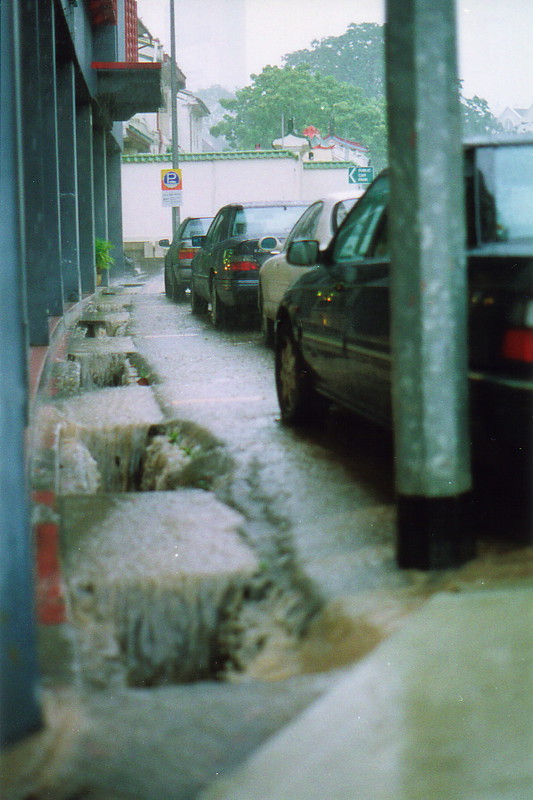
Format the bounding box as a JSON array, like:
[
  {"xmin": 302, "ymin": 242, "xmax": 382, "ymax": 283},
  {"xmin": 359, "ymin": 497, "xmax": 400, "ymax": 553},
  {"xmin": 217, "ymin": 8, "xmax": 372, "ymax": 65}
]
[{"xmin": 92, "ymin": 62, "xmax": 163, "ymax": 121}]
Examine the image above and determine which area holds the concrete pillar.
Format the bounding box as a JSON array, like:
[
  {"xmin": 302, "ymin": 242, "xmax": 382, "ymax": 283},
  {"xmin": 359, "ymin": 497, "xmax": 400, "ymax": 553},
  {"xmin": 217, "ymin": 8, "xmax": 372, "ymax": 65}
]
[
  {"xmin": 77, "ymin": 104, "xmax": 96, "ymax": 294},
  {"xmin": 93, "ymin": 125, "xmax": 108, "ymax": 239},
  {"xmin": 93, "ymin": 124, "xmax": 109, "ymax": 286},
  {"xmin": 19, "ymin": 0, "xmax": 48, "ymax": 344},
  {"xmin": 57, "ymin": 60, "xmax": 81, "ymax": 304},
  {"xmin": 39, "ymin": 0, "xmax": 63, "ymax": 318},
  {"xmin": 107, "ymin": 135, "xmax": 126, "ymax": 279},
  {"xmin": 0, "ymin": 0, "xmax": 43, "ymax": 748},
  {"xmin": 386, "ymin": 0, "xmax": 474, "ymax": 568}
]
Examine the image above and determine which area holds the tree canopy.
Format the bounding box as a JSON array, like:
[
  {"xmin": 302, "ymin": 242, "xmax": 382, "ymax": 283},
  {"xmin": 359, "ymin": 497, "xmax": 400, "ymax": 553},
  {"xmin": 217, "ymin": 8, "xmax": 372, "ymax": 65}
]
[
  {"xmin": 283, "ymin": 23, "xmax": 385, "ymax": 101},
  {"xmin": 210, "ymin": 22, "xmax": 502, "ymax": 164},
  {"xmin": 211, "ymin": 64, "xmax": 387, "ymax": 167}
]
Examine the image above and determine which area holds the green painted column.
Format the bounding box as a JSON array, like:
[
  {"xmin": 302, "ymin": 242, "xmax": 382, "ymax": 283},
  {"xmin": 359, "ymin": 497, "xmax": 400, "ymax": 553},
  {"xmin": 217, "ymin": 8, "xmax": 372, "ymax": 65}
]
[
  {"xmin": 57, "ymin": 60, "xmax": 81, "ymax": 304},
  {"xmin": 386, "ymin": 0, "xmax": 474, "ymax": 568},
  {"xmin": 77, "ymin": 103, "xmax": 96, "ymax": 294},
  {"xmin": 0, "ymin": 0, "xmax": 43, "ymax": 748},
  {"xmin": 107, "ymin": 134, "xmax": 126, "ymax": 279},
  {"xmin": 39, "ymin": 0, "xmax": 63, "ymax": 318},
  {"xmin": 19, "ymin": 0, "xmax": 48, "ymax": 344}
]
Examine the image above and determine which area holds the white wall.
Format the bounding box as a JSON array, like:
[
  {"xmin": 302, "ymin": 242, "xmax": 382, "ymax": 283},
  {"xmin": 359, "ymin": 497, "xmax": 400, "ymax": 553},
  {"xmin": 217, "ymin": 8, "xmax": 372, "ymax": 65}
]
[{"xmin": 121, "ymin": 155, "xmax": 364, "ymax": 245}]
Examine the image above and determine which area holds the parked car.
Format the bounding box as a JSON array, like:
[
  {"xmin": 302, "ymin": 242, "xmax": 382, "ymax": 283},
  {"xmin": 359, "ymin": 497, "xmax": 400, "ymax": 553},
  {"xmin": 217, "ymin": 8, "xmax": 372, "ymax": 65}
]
[
  {"xmin": 259, "ymin": 191, "xmax": 362, "ymax": 345},
  {"xmin": 160, "ymin": 216, "xmax": 213, "ymax": 301},
  {"xmin": 275, "ymin": 138, "xmax": 533, "ymax": 461},
  {"xmin": 190, "ymin": 201, "xmax": 309, "ymax": 328}
]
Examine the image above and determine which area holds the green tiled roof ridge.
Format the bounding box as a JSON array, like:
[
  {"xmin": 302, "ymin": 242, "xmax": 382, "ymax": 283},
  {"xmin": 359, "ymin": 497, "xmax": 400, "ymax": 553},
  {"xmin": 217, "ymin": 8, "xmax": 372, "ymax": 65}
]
[
  {"xmin": 303, "ymin": 161, "xmax": 360, "ymax": 169},
  {"xmin": 122, "ymin": 149, "xmax": 301, "ymax": 162}
]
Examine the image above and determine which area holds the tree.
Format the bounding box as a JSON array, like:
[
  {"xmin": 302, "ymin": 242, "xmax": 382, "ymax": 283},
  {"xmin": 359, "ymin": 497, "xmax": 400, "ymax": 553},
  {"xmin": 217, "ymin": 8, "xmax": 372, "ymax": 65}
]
[
  {"xmin": 282, "ymin": 23, "xmax": 502, "ymax": 136},
  {"xmin": 283, "ymin": 23, "xmax": 385, "ymax": 101},
  {"xmin": 210, "ymin": 64, "xmax": 387, "ymax": 167},
  {"xmin": 460, "ymin": 89, "xmax": 504, "ymax": 137}
]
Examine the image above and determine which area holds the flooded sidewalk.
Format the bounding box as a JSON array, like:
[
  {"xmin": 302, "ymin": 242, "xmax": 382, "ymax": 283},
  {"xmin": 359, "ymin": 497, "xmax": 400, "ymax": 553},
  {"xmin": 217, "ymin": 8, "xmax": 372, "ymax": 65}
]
[{"xmin": 7, "ymin": 279, "xmax": 531, "ymax": 800}]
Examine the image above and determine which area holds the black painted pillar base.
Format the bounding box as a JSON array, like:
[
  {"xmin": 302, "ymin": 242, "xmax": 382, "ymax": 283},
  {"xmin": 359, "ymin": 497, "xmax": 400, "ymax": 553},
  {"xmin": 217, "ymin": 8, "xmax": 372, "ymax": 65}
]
[{"xmin": 396, "ymin": 494, "xmax": 476, "ymax": 570}]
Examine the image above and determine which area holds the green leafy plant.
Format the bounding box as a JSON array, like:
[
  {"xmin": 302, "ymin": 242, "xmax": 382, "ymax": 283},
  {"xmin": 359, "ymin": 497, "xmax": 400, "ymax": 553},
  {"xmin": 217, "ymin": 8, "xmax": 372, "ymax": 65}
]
[{"xmin": 95, "ymin": 238, "xmax": 115, "ymax": 273}]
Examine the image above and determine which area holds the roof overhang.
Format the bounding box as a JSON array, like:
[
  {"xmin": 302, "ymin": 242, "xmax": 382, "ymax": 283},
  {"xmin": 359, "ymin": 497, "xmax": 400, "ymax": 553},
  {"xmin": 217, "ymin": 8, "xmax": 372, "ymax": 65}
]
[{"xmin": 92, "ymin": 62, "xmax": 163, "ymax": 121}]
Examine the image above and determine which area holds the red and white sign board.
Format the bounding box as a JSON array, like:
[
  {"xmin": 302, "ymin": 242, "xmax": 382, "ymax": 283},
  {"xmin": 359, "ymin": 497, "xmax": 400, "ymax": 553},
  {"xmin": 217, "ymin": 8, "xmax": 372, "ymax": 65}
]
[{"xmin": 161, "ymin": 168, "xmax": 183, "ymax": 206}]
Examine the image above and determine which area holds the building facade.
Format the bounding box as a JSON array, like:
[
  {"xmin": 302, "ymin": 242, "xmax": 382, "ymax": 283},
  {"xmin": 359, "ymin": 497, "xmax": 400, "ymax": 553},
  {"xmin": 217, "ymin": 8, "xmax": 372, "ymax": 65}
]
[{"xmin": 0, "ymin": 0, "xmax": 162, "ymax": 748}]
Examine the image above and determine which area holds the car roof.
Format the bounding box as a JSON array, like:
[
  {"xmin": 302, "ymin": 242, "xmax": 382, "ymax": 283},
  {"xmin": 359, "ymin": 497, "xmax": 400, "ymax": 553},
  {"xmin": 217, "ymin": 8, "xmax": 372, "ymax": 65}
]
[
  {"xmin": 308, "ymin": 190, "xmax": 364, "ymax": 204},
  {"xmin": 218, "ymin": 201, "xmax": 309, "ymax": 210},
  {"xmin": 463, "ymin": 135, "xmax": 533, "ymax": 150}
]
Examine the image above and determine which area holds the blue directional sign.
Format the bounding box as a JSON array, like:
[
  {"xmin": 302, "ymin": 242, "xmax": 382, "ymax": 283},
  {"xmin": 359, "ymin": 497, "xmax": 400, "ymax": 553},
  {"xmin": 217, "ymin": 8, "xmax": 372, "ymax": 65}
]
[{"xmin": 348, "ymin": 166, "xmax": 374, "ymax": 184}]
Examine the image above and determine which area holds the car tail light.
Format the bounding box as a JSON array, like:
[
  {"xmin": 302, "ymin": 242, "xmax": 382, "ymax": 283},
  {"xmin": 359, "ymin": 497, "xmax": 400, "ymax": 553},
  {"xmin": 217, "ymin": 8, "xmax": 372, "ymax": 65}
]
[
  {"xmin": 222, "ymin": 251, "xmax": 259, "ymax": 272},
  {"xmin": 502, "ymin": 329, "xmax": 533, "ymax": 364},
  {"xmin": 178, "ymin": 248, "xmax": 197, "ymax": 261}
]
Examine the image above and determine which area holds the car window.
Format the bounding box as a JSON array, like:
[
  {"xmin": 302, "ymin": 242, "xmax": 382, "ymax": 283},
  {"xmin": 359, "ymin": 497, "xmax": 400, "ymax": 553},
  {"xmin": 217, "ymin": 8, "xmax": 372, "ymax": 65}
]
[
  {"xmin": 207, "ymin": 210, "xmax": 230, "ymax": 244},
  {"xmin": 231, "ymin": 205, "xmax": 308, "ymax": 238},
  {"xmin": 332, "ymin": 198, "xmax": 358, "ymax": 233},
  {"xmin": 473, "ymin": 144, "xmax": 533, "ymax": 244},
  {"xmin": 286, "ymin": 202, "xmax": 323, "ymax": 246},
  {"xmin": 332, "ymin": 175, "xmax": 389, "ymax": 263}
]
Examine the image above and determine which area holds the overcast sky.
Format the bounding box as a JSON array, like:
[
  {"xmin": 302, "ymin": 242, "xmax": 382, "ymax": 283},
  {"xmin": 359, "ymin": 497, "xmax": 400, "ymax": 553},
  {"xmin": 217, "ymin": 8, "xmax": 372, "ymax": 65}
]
[{"xmin": 136, "ymin": 0, "xmax": 532, "ymax": 114}]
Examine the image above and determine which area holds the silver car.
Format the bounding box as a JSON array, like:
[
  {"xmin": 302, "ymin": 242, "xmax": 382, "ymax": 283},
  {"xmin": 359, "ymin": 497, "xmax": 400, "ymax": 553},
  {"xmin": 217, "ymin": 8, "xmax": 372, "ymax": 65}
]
[{"xmin": 258, "ymin": 191, "xmax": 362, "ymax": 344}]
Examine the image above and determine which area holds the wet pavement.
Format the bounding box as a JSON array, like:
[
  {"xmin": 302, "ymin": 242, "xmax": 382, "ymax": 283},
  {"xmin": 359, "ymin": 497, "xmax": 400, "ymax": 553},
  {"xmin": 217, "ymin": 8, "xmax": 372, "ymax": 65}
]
[{"xmin": 4, "ymin": 272, "xmax": 532, "ymax": 799}]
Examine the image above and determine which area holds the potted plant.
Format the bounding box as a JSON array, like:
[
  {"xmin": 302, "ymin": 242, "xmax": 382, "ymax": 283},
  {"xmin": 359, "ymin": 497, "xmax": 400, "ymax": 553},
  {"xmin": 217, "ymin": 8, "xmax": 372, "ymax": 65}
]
[{"xmin": 95, "ymin": 238, "xmax": 115, "ymax": 284}]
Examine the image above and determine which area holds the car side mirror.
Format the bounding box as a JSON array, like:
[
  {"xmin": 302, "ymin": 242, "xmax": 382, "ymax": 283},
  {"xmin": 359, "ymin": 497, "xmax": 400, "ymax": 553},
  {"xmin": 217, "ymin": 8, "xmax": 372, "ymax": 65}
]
[
  {"xmin": 287, "ymin": 239, "xmax": 319, "ymax": 267},
  {"xmin": 258, "ymin": 235, "xmax": 282, "ymax": 252},
  {"xmin": 158, "ymin": 238, "xmax": 170, "ymax": 248},
  {"xmin": 191, "ymin": 235, "xmax": 206, "ymax": 247}
]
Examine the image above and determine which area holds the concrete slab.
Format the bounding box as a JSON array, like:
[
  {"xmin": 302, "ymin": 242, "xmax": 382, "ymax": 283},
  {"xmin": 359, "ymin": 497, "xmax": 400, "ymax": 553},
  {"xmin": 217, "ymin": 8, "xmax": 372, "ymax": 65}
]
[
  {"xmin": 67, "ymin": 336, "xmax": 137, "ymax": 355},
  {"xmin": 199, "ymin": 588, "xmax": 533, "ymax": 800},
  {"xmin": 60, "ymin": 492, "xmax": 259, "ymax": 685},
  {"xmin": 53, "ymin": 384, "xmax": 164, "ymax": 427}
]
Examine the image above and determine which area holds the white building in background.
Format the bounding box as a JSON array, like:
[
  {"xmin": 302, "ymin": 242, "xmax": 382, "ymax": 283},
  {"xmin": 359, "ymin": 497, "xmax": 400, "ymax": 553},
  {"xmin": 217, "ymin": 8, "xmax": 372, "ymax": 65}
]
[
  {"xmin": 498, "ymin": 104, "xmax": 533, "ymax": 134},
  {"xmin": 124, "ymin": 20, "xmax": 212, "ymax": 155},
  {"xmin": 272, "ymin": 125, "xmax": 371, "ymax": 166}
]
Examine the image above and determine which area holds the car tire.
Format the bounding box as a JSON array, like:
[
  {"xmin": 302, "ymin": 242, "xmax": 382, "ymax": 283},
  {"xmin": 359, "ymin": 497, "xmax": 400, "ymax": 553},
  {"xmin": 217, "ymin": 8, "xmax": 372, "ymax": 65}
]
[
  {"xmin": 211, "ymin": 282, "xmax": 229, "ymax": 329},
  {"xmin": 275, "ymin": 321, "xmax": 327, "ymax": 425},
  {"xmin": 190, "ymin": 279, "xmax": 208, "ymax": 315}
]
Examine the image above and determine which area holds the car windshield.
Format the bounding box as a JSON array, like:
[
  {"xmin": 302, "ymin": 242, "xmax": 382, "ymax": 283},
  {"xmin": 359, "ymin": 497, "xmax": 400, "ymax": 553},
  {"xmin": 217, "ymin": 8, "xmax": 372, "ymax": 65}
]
[
  {"xmin": 332, "ymin": 175, "xmax": 389, "ymax": 263},
  {"xmin": 473, "ymin": 144, "xmax": 533, "ymax": 245},
  {"xmin": 232, "ymin": 205, "xmax": 308, "ymax": 238},
  {"xmin": 183, "ymin": 218, "xmax": 212, "ymax": 238}
]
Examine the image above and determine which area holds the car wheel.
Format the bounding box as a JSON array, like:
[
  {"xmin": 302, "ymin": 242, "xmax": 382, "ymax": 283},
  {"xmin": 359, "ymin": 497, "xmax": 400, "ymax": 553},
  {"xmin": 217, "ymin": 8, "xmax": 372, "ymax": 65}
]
[
  {"xmin": 275, "ymin": 321, "xmax": 327, "ymax": 424},
  {"xmin": 259, "ymin": 294, "xmax": 274, "ymax": 348},
  {"xmin": 211, "ymin": 282, "xmax": 229, "ymax": 329},
  {"xmin": 190, "ymin": 278, "xmax": 208, "ymax": 315}
]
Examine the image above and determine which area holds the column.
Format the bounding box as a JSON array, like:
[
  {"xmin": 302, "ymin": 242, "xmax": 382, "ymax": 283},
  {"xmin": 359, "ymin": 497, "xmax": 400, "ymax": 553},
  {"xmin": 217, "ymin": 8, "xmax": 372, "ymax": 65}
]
[
  {"xmin": 386, "ymin": 0, "xmax": 474, "ymax": 568},
  {"xmin": 77, "ymin": 104, "xmax": 96, "ymax": 294},
  {"xmin": 57, "ymin": 60, "xmax": 81, "ymax": 304},
  {"xmin": 0, "ymin": 0, "xmax": 43, "ymax": 748},
  {"xmin": 107, "ymin": 133, "xmax": 126, "ymax": 279}
]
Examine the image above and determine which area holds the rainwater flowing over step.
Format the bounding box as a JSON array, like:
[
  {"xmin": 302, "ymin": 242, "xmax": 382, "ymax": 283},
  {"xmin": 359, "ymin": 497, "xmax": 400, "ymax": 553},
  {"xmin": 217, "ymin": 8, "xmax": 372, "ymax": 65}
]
[
  {"xmin": 42, "ymin": 288, "xmax": 321, "ymax": 693},
  {"xmin": 61, "ymin": 492, "xmax": 258, "ymax": 687}
]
